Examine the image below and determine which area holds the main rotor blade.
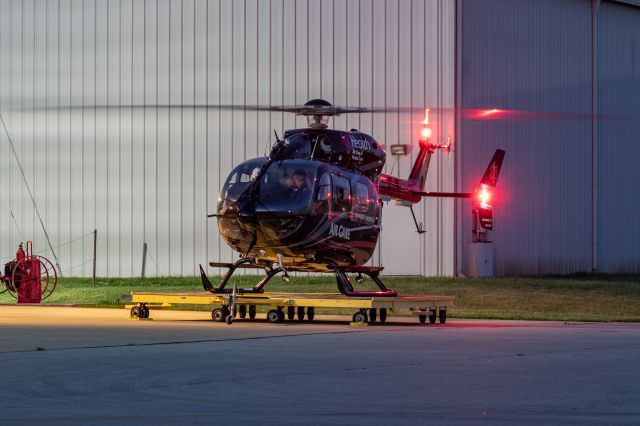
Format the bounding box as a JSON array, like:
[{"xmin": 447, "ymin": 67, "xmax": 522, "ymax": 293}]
[
  {"xmin": 18, "ymin": 103, "xmax": 419, "ymax": 115},
  {"xmin": 9, "ymin": 104, "xmax": 624, "ymax": 122}
]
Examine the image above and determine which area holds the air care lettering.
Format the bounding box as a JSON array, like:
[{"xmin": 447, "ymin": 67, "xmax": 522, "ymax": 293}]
[{"xmin": 330, "ymin": 222, "xmax": 352, "ymax": 240}]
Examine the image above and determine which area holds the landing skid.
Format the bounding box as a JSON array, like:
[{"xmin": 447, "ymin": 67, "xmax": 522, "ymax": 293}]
[
  {"xmin": 199, "ymin": 259, "xmax": 398, "ymax": 297},
  {"xmin": 327, "ymin": 264, "xmax": 397, "ymax": 297},
  {"xmin": 200, "ymin": 258, "xmax": 281, "ymax": 294}
]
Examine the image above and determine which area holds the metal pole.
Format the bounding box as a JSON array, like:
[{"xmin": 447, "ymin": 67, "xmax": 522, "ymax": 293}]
[
  {"xmin": 141, "ymin": 242, "xmax": 148, "ymax": 278},
  {"xmin": 92, "ymin": 229, "xmax": 97, "ymax": 286}
]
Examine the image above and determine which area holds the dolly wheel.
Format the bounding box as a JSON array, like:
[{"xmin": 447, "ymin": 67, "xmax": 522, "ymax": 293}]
[
  {"xmin": 369, "ymin": 308, "xmax": 377, "ymax": 323},
  {"xmin": 429, "ymin": 310, "xmax": 437, "ymax": 324},
  {"xmin": 226, "ymin": 315, "xmax": 233, "ymax": 325},
  {"xmin": 130, "ymin": 306, "xmax": 141, "ymax": 318},
  {"xmin": 139, "ymin": 305, "xmax": 150, "ymax": 319},
  {"xmin": 212, "ymin": 308, "xmax": 226, "ymax": 322},
  {"xmin": 267, "ymin": 309, "xmax": 284, "ymax": 324},
  {"xmin": 239, "ymin": 304, "xmax": 247, "ymax": 319},
  {"xmin": 307, "ymin": 307, "xmax": 315, "ymax": 321},
  {"xmin": 439, "ymin": 309, "xmax": 447, "ymax": 324},
  {"xmin": 352, "ymin": 311, "xmax": 368, "ymax": 323},
  {"xmin": 297, "ymin": 307, "xmax": 305, "ymax": 321},
  {"xmin": 287, "ymin": 306, "xmax": 295, "ymax": 321},
  {"xmin": 379, "ymin": 308, "xmax": 387, "ymax": 323},
  {"xmin": 248, "ymin": 305, "xmax": 257, "ymax": 319}
]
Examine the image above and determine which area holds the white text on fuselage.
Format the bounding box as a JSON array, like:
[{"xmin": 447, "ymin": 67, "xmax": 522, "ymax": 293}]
[
  {"xmin": 330, "ymin": 223, "xmax": 352, "ymax": 240},
  {"xmin": 350, "ymin": 135, "xmax": 371, "ymax": 162}
]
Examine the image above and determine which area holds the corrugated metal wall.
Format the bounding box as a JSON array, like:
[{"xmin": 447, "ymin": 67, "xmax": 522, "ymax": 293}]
[
  {"xmin": 458, "ymin": 0, "xmax": 594, "ymax": 275},
  {"xmin": 458, "ymin": 0, "xmax": 640, "ymax": 275},
  {"xmin": 597, "ymin": 0, "xmax": 640, "ymax": 272},
  {"xmin": 0, "ymin": 0, "xmax": 455, "ymax": 277}
]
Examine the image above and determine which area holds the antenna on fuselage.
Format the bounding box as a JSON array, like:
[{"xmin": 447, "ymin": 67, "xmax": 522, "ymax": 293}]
[{"xmin": 263, "ymin": 131, "xmax": 272, "ymax": 156}]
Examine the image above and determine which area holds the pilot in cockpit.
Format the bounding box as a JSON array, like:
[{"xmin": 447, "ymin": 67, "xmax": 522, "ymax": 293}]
[{"xmin": 289, "ymin": 169, "xmax": 310, "ymax": 203}]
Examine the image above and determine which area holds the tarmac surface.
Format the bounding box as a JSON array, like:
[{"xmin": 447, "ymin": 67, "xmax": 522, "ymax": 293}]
[{"xmin": 0, "ymin": 305, "xmax": 639, "ymax": 425}]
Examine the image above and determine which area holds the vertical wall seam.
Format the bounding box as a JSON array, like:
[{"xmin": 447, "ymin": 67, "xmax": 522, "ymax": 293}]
[
  {"xmin": 118, "ymin": 0, "xmax": 122, "ymax": 276},
  {"xmin": 591, "ymin": 0, "xmax": 600, "ymax": 272},
  {"xmin": 129, "ymin": 0, "xmax": 137, "ymax": 276},
  {"xmin": 180, "ymin": 0, "xmax": 184, "ymax": 275}
]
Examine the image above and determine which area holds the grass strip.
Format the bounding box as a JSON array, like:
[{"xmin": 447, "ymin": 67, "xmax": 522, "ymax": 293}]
[{"xmin": 1, "ymin": 274, "xmax": 639, "ymax": 322}]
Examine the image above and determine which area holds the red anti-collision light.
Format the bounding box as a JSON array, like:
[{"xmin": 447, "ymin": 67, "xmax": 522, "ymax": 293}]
[
  {"xmin": 420, "ymin": 127, "xmax": 432, "ymax": 140},
  {"xmin": 477, "ymin": 184, "xmax": 492, "ymax": 209}
]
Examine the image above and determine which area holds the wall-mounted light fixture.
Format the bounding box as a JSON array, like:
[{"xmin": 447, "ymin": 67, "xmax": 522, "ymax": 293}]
[{"xmin": 390, "ymin": 144, "xmax": 410, "ymax": 156}]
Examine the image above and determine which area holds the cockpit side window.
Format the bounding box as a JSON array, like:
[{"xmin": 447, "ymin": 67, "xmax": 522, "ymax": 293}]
[
  {"xmin": 218, "ymin": 158, "xmax": 266, "ymax": 210},
  {"xmin": 331, "ymin": 175, "xmax": 351, "ymax": 212}
]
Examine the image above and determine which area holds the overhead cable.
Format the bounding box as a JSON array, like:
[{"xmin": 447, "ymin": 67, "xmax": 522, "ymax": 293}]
[{"xmin": 0, "ymin": 112, "xmax": 62, "ymax": 275}]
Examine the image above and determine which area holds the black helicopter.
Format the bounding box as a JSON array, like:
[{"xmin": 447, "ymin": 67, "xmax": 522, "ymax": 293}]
[{"xmin": 200, "ymin": 99, "xmax": 505, "ymax": 298}]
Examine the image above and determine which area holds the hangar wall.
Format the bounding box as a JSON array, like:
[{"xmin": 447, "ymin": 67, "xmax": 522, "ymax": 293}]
[
  {"xmin": 597, "ymin": 1, "xmax": 640, "ymax": 272},
  {"xmin": 0, "ymin": 0, "xmax": 455, "ymax": 277},
  {"xmin": 458, "ymin": 0, "xmax": 640, "ymax": 274}
]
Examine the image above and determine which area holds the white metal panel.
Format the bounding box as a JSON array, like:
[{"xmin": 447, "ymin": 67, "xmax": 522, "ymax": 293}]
[{"xmin": 0, "ymin": 0, "xmax": 455, "ymax": 277}]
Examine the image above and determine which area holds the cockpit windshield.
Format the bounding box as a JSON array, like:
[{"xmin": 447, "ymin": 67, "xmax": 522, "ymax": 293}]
[
  {"xmin": 258, "ymin": 160, "xmax": 319, "ymax": 214},
  {"xmin": 218, "ymin": 157, "xmax": 267, "ymax": 210}
]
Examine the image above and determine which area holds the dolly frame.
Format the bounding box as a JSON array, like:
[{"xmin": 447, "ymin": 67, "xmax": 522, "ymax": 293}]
[{"xmin": 123, "ymin": 290, "xmax": 454, "ymax": 325}]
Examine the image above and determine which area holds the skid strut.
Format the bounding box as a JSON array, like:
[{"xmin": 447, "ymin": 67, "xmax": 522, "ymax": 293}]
[
  {"xmin": 200, "ymin": 258, "xmax": 397, "ymax": 297},
  {"xmin": 200, "ymin": 259, "xmax": 283, "ymax": 294}
]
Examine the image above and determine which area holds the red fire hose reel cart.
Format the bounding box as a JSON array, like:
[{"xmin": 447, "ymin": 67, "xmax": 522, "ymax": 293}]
[{"xmin": 1, "ymin": 241, "xmax": 58, "ymax": 303}]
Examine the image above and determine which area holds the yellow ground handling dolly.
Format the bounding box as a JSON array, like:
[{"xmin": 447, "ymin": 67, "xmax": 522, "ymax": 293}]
[{"xmin": 123, "ymin": 284, "xmax": 454, "ymax": 325}]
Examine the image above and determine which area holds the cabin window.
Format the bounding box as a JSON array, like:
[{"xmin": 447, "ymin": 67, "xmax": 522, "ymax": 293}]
[
  {"xmin": 316, "ymin": 173, "xmax": 331, "ymax": 201},
  {"xmin": 368, "ymin": 184, "xmax": 379, "ymax": 217},
  {"xmin": 353, "ymin": 182, "xmax": 369, "ymax": 213},
  {"xmin": 312, "ymin": 173, "xmax": 331, "ymax": 214},
  {"xmin": 331, "ymin": 175, "xmax": 351, "ymax": 212}
]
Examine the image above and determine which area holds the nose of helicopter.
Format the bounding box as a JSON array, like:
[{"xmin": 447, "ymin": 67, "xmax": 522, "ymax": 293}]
[{"xmin": 217, "ymin": 215, "xmax": 258, "ymax": 255}]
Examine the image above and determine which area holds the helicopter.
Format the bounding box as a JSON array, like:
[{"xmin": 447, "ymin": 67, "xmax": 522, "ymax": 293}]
[{"xmin": 200, "ymin": 99, "xmax": 505, "ymax": 297}]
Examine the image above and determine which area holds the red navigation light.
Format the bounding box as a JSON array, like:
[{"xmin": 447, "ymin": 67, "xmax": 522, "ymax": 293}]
[{"xmin": 477, "ymin": 184, "xmax": 492, "ymax": 209}]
